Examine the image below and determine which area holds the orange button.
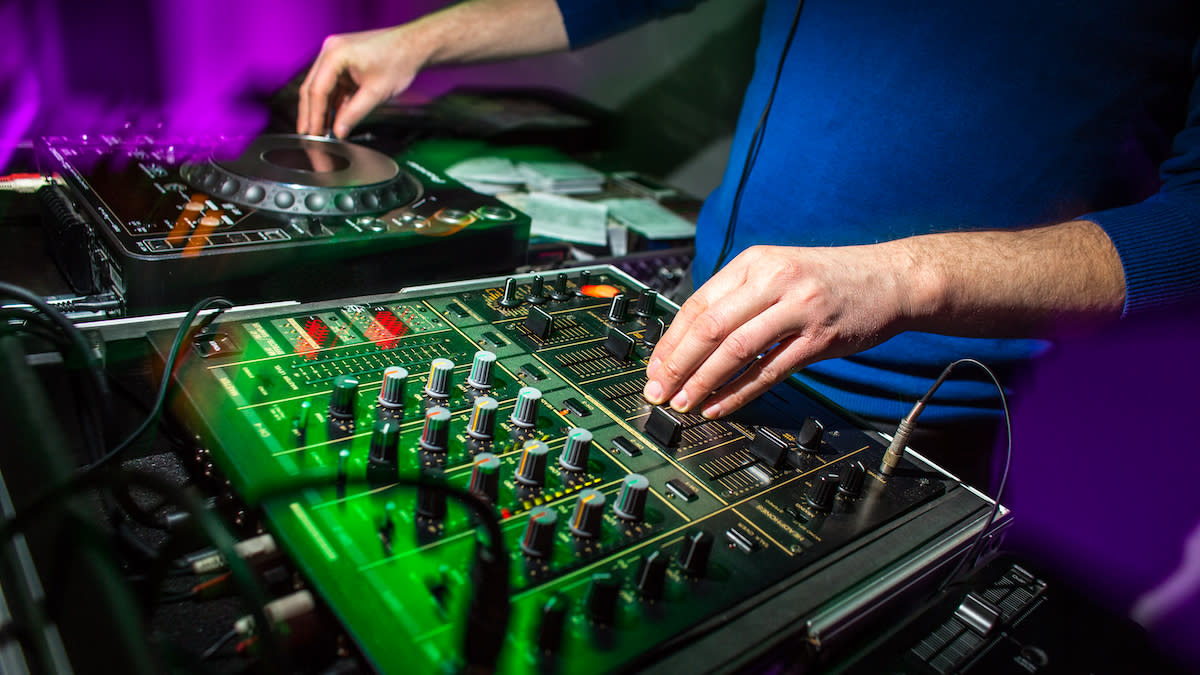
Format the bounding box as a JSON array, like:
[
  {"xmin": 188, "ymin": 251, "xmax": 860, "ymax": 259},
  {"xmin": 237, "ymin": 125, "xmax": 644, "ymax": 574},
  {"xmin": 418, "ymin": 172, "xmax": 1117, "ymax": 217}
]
[{"xmin": 581, "ymin": 284, "xmax": 621, "ymax": 298}]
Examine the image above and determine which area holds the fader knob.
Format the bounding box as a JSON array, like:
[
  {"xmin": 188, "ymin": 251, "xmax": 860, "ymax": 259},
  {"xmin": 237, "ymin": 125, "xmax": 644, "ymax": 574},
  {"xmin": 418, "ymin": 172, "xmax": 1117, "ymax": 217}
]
[
  {"xmin": 366, "ymin": 420, "xmax": 400, "ymax": 487},
  {"xmin": 419, "ymin": 407, "xmax": 451, "ymax": 452},
  {"xmin": 466, "ymin": 396, "xmax": 499, "ymax": 440},
  {"xmin": 607, "ymin": 293, "xmax": 629, "ymax": 323},
  {"xmin": 806, "ymin": 473, "xmax": 839, "ymax": 513},
  {"xmin": 499, "ymin": 277, "xmax": 522, "ymax": 307},
  {"xmin": 643, "ymin": 317, "xmax": 665, "ymax": 346},
  {"xmin": 424, "ymin": 358, "xmax": 455, "ymax": 399},
  {"xmin": 677, "ymin": 530, "xmax": 714, "ymax": 577},
  {"xmin": 569, "ymin": 489, "xmax": 606, "ymax": 538},
  {"xmin": 328, "ymin": 374, "xmax": 359, "ymax": 420},
  {"xmin": 840, "ymin": 461, "xmax": 866, "ymax": 497},
  {"xmin": 635, "ymin": 289, "xmax": 657, "ymax": 317},
  {"xmin": 377, "ymin": 366, "xmax": 408, "ymax": 408},
  {"xmin": 558, "ymin": 428, "xmax": 593, "ymax": 472},
  {"xmin": 510, "ymin": 386, "xmax": 542, "ymax": 428},
  {"xmin": 526, "ymin": 275, "xmax": 547, "ymax": 305},
  {"xmin": 467, "ymin": 453, "xmax": 500, "ymax": 504},
  {"xmin": 467, "ymin": 350, "xmax": 496, "ymax": 389},
  {"xmin": 634, "ymin": 550, "xmax": 669, "ymax": 601},
  {"xmin": 520, "ymin": 506, "xmax": 558, "ymax": 558},
  {"xmin": 613, "ymin": 474, "xmax": 650, "ymax": 522},
  {"xmin": 584, "ymin": 572, "xmax": 621, "ymax": 625},
  {"xmin": 515, "ymin": 439, "xmax": 550, "ymax": 486}
]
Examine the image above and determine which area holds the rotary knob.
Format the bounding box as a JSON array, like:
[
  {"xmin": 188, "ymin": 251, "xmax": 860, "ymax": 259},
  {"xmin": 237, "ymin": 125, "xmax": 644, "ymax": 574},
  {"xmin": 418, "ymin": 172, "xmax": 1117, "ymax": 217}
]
[
  {"xmin": 584, "ymin": 572, "xmax": 621, "ymax": 625},
  {"xmin": 634, "ymin": 550, "xmax": 669, "ymax": 601},
  {"xmin": 569, "ymin": 489, "xmax": 606, "ymax": 538},
  {"xmin": 635, "ymin": 289, "xmax": 657, "ymax": 317},
  {"xmin": 677, "ymin": 530, "xmax": 714, "ymax": 577},
  {"xmin": 526, "ymin": 275, "xmax": 547, "ymax": 305},
  {"xmin": 550, "ymin": 272, "xmax": 572, "ymax": 301},
  {"xmin": 537, "ymin": 594, "xmax": 568, "ymax": 655},
  {"xmin": 499, "ymin": 277, "xmax": 522, "ymax": 307},
  {"xmin": 419, "ymin": 407, "xmax": 451, "ymax": 452},
  {"xmin": 466, "ymin": 396, "xmax": 499, "ymax": 440},
  {"xmin": 613, "ymin": 474, "xmax": 650, "ymax": 522},
  {"xmin": 416, "ymin": 474, "xmax": 446, "ymax": 521},
  {"xmin": 797, "ymin": 417, "xmax": 824, "ymax": 453},
  {"xmin": 559, "ymin": 427, "xmax": 593, "ymax": 472},
  {"xmin": 467, "ymin": 350, "xmax": 496, "ymax": 389},
  {"xmin": 424, "ymin": 358, "xmax": 455, "ymax": 399},
  {"xmin": 806, "ymin": 473, "xmax": 839, "ymax": 513},
  {"xmin": 328, "ymin": 374, "xmax": 359, "ymax": 420},
  {"xmin": 467, "ymin": 452, "xmax": 501, "ymax": 504},
  {"xmin": 366, "ymin": 419, "xmax": 400, "ymax": 488},
  {"xmin": 515, "ymin": 439, "xmax": 550, "ymax": 486},
  {"xmin": 840, "ymin": 461, "xmax": 866, "ymax": 497},
  {"xmin": 607, "ymin": 293, "xmax": 629, "ymax": 323},
  {"xmin": 520, "ymin": 506, "xmax": 558, "ymax": 558},
  {"xmin": 510, "ymin": 386, "xmax": 542, "ymax": 428},
  {"xmin": 377, "ymin": 366, "xmax": 408, "ymax": 409}
]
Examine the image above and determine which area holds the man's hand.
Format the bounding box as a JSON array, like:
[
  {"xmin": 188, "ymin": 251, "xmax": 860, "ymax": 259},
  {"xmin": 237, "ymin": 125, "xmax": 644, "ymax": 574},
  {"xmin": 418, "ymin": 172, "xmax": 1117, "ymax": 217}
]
[
  {"xmin": 643, "ymin": 221, "xmax": 1126, "ymax": 419},
  {"xmin": 643, "ymin": 243, "xmax": 922, "ymax": 419},
  {"xmin": 297, "ymin": 26, "xmax": 425, "ymax": 139},
  {"xmin": 296, "ymin": 0, "xmax": 569, "ymax": 140}
]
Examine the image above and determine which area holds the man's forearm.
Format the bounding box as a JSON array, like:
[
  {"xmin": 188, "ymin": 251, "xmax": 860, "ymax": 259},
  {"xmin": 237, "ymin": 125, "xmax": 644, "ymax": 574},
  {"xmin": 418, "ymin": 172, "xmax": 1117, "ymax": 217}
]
[
  {"xmin": 899, "ymin": 219, "xmax": 1126, "ymax": 337},
  {"xmin": 414, "ymin": 0, "xmax": 570, "ymax": 66}
]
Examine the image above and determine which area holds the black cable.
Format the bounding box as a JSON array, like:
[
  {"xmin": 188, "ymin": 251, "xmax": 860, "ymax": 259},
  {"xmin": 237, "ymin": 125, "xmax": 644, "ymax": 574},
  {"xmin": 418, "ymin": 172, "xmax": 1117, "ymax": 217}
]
[
  {"xmin": 878, "ymin": 358, "xmax": 1013, "ymax": 591},
  {"xmin": 0, "ymin": 467, "xmax": 284, "ymax": 672},
  {"xmin": 81, "ymin": 296, "xmax": 232, "ymax": 475},
  {"xmin": 712, "ymin": 0, "xmax": 807, "ymax": 276},
  {"xmin": 200, "ymin": 628, "xmax": 237, "ymax": 661}
]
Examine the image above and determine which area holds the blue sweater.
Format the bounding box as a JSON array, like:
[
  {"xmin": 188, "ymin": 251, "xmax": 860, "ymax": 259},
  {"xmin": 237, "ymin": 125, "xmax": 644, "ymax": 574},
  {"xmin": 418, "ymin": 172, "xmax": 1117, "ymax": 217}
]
[{"xmin": 558, "ymin": 0, "xmax": 1200, "ymax": 423}]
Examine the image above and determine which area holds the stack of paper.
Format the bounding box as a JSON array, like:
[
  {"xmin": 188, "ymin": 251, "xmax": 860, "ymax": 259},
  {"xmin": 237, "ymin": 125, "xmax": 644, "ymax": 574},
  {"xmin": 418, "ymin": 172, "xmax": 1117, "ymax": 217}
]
[
  {"xmin": 599, "ymin": 198, "xmax": 696, "ymax": 240},
  {"xmin": 445, "ymin": 157, "xmax": 526, "ymax": 195},
  {"xmin": 517, "ymin": 160, "xmax": 606, "ymax": 194}
]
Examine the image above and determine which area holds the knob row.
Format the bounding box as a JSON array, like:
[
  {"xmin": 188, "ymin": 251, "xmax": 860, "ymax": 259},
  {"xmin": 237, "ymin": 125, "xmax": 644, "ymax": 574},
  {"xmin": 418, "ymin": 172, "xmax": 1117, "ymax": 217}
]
[{"xmin": 519, "ymin": 474, "xmax": 652, "ymax": 557}]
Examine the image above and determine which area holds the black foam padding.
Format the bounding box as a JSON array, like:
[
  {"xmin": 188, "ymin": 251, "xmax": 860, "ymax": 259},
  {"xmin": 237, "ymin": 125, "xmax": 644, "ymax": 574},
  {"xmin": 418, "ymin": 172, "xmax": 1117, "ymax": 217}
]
[
  {"xmin": 644, "ymin": 406, "xmax": 683, "ymax": 447},
  {"xmin": 603, "ymin": 329, "xmax": 634, "ymax": 361}
]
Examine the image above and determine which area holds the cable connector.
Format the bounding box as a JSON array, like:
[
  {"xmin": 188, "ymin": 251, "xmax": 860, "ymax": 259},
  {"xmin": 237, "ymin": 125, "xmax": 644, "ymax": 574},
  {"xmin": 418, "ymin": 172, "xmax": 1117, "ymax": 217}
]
[
  {"xmin": 880, "ymin": 401, "xmax": 924, "ymax": 477},
  {"xmin": 191, "ymin": 533, "xmax": 279, "ymax": 574}
]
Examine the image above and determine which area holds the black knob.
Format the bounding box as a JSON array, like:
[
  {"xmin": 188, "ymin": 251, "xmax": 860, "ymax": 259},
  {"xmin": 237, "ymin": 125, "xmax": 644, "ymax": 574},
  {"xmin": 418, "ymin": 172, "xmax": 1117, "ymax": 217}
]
[
  {"xmin": 550, "ymin": 272, "xmax": 572, "ymax": 301},
  {"xmin": 510, "ymin": 386, "xmax": 542, "ymax": 428},
  {"xmin": 607, "ymin": 293, "xmax": 629, "ymax": 323},
  {"xmin": 467, "ymin": 350, "xmax": 496, "ymax": 389},
  {"xmin": 467, "ymin": 452, "xmax": 500, "ymax": 504},
  {"xmin": 634, "ymin": 550, "xmax": 669, "ymax": 601},
  {"xmin": 613, "ymin": 474, "xmax": 650, "ymax": 522},
  {"xmin": 520, "ymin": 506, "xmax": 558, "ymax": 558},
  {"xmin": 677, "ymin": 530, "xmax": 714, "ymax": 577},
  {"xmin": 643, "ymin": 317, "xmax": 665, "ymax": 346},
  {"xmin": 840, "ymin": 461, "xmax": 866, "ymax": 497},
  {"xmin": 574, "ymin": 270, "xmax": 592, "ymax": 296},
  {"xmin": 537, "ymin": 594, "xmax": 568, "ymax": 654},
  {"xmin": 328, "ymin": 374, "xmax": 359, "ymax": 420},
  {"xmin": 584, "ymin": 572, "xmax": 621, "ymax": 625},
  {"xmin": 806, "ymin": 473, "xmax": 839, "ymax": 512},
  {"xmin": 635, "ymin": 289, "xmax": 657, "ymax": 317},
  {"xmin": 515, "ymin": 439, "xmax": 550, "ymax": 486},
  {"xmin": 366, "ymin": 419, "xmax": 400, "ymax": 488},
  {"xmin": 569, "ymin": 489, "xmax": 606, "ymax": 538},
  {"xmin": 499, "ymin": 277, "xmax": 522, "ymax": 307},
  {"xmin": 526, "ymin": 275, "xmax": 547, "ymax": 305},
  {"xmin": 559, "ymin": 427, "xmax": 593, "ymax": 472},
  {"xmin": 419, "ymin": 407, "xmax": 451, "ymax": 452},
  {"xmin": 416, "ymin": 474, "xmax": 446, "ymax": 521},
  {"xmin": 797, "ymin": 417, "xmax": 824, "ymax": 452},
  {"xmin": 466, "ymin": 396, "xmax": 498, "ymax": 440},
  {"xmin": 377, "ymin": 366, "xmax": 408, "ymax": 409},
  {"xmin": 424, "ymin": 358, "xmax": 455, "ymax": 399}
]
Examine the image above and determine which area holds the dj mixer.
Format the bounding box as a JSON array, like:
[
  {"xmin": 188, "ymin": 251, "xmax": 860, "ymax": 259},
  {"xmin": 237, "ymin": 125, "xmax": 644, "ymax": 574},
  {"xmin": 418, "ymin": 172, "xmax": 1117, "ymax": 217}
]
[{"xmin": 151, "ymin": 265, "xmax": 1006, "ymax": 673}]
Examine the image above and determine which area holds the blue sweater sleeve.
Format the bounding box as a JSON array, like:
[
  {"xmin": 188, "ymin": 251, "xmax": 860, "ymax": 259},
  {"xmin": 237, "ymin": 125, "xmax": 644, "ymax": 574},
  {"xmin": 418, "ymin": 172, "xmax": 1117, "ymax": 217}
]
[
  {"xmin": 1084, "ymin": 41, "xmax": 1200, "ymax": 317},
  {"xmin": 555, "ymin": 0, "xmax": 705, "ymax": 48}
]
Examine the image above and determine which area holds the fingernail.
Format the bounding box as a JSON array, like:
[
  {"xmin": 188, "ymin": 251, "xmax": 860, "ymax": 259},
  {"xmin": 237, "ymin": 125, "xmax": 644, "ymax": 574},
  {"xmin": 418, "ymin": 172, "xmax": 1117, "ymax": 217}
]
[
  {"xmin": 701, "ymin": 402, "xmax": 722, "ymax": 419},
  {"xmin": 643, "ymin": 380, "xmax": 663, "ymax": 403},
  {"xmin": 670, "ymin": 389, "xmax": 689, "ymax": 411},
  {"xmin": 647, "ymin": 357, "xmax": 660, "ymax": 379}
]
